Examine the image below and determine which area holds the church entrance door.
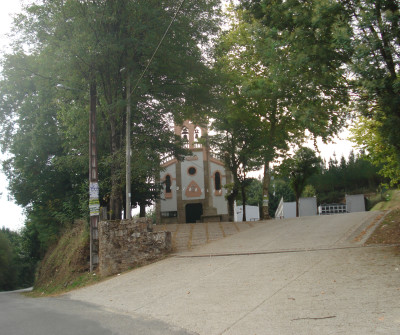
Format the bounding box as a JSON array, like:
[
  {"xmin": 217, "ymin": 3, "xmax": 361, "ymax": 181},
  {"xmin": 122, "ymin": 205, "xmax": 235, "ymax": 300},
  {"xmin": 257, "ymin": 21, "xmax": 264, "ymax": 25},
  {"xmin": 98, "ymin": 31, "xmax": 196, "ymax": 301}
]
[{"xmin": 185, "ymin": 203, "xmax": 203, "ymax": 223}]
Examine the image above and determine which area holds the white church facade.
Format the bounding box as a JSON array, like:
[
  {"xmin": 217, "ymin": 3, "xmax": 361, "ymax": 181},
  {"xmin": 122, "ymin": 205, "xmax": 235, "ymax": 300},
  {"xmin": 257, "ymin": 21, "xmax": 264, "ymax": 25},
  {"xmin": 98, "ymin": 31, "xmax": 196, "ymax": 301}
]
[{"xmin": 156, "ymin": 121, "xmax": 231, "ymax": 224}]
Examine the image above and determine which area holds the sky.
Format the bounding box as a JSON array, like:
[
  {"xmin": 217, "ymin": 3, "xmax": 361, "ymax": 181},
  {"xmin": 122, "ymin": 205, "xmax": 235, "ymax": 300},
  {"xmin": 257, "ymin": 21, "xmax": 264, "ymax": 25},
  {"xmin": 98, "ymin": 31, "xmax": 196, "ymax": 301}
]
[
  {"xmin": 0, "ymin": 2, "xmax": 26, "ymax": 231},
  {"xmin": 0, "ymin": 1, "xmax": 357, "ymax": 231}
]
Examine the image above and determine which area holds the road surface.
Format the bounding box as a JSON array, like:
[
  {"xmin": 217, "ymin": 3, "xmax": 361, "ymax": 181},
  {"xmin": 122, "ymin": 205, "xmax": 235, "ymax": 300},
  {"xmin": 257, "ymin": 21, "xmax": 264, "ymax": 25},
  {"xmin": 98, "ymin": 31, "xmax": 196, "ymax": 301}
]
[
  {"xmin": 0, "ymin": 288, "xmax": 194, "ymax": 335},
  {"xmin": 2, "ymin": 212, "xmax": 400, "ymax": 334}
]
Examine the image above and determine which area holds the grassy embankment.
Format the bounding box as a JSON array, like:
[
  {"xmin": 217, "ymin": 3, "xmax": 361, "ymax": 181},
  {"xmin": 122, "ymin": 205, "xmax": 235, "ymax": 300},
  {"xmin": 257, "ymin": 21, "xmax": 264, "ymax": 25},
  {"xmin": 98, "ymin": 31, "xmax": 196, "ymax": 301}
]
[
  {"xmin": 366, "ymin": 189, "xmax": 400, "ymax": 245},
  {"xmin": 28, "ymin": 221, "xmax": 100, "ymax": 297}
]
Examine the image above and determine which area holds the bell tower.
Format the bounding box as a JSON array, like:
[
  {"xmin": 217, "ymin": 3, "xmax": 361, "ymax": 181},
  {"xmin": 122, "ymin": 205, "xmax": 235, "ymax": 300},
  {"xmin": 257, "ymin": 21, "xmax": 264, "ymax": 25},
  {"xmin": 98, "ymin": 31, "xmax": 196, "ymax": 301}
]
[{"xmin": 174, "ymin": 121, "xmax": 206, "ymax": 150}]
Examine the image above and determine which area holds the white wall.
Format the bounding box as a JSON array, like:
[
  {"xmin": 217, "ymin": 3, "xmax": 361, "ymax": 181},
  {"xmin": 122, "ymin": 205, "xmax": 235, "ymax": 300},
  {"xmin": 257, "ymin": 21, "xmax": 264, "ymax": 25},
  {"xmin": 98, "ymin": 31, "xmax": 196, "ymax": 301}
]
[
  {"xmin": 210, "ymin": 161, "xmax": 228, "ymax": 215},
  {"xmin": 299, "ymin": 197, "xmax": 318, "ymax": 217},
  {"xmin": 235, "ymin": 205, "xmax": 259, "ymax": 222},
  {"xmin": 275, "ymin": 197, "xmax": 317, "ymax": 218},
  {"xmin": 346, "ymin": 194, "xmax": 365, "ymax": 213},
  {"xmin": 160, "ymin": 163, "xmax": 177, "ymax": 212},
  {"xmin": 181, "ymin": 152, "xmax": 205, "ymax": 201},
  {"xmin": 282, "ymin": 202, "xmax": 296, "ymax": 219}
]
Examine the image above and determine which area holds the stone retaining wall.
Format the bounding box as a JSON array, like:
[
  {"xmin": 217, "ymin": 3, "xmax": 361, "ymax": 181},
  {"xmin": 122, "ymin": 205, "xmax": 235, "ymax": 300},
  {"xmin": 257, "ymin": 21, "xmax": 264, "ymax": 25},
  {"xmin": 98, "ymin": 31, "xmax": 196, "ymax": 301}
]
[{"xmin": 99, "ymin": 218, "xmax": 171, "ymax": 276}]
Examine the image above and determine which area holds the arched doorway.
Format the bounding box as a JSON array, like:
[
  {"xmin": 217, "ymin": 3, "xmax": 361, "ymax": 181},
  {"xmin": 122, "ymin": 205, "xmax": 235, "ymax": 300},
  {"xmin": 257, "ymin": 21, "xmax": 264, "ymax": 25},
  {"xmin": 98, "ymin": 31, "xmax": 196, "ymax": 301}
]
[{"xmin": 185, "ymin": 203, "xmax": 203, "ymax": 223}]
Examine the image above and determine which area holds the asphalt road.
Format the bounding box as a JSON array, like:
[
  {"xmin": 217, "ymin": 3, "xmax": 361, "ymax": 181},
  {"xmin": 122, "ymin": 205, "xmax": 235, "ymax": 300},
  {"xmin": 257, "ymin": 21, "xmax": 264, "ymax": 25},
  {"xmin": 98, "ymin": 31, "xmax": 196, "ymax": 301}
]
[
  {"xmin": 2, "ymin": 212, "xmax": 400, "ymax": 335},
  {"xmin": 0, "ymin": 289, "xmax": 195, "ymax": 335}
]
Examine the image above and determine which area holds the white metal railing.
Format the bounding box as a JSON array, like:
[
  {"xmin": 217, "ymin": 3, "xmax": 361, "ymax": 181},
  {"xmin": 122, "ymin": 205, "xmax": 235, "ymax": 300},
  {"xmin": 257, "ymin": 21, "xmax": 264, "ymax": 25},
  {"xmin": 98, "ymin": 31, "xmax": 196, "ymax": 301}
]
[{"xmin": 318, "ymin": 204, "xmax": 347, "ymax": 215}]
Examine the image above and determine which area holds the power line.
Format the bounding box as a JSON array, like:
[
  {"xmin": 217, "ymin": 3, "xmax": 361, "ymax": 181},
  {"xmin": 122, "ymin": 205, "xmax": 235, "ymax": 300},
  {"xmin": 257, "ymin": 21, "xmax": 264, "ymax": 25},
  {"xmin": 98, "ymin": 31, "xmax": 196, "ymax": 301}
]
[{"xmin": 128, "ymin": 0, "xmax": 186, "ymax": 98}]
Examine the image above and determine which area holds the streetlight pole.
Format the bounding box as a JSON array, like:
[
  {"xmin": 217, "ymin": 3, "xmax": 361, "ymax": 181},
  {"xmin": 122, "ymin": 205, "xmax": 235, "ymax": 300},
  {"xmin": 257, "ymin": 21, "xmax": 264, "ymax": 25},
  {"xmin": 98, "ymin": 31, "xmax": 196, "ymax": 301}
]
[{"xmin": 125, "ymin": 74, "xmax": 132, "ymax": 219}]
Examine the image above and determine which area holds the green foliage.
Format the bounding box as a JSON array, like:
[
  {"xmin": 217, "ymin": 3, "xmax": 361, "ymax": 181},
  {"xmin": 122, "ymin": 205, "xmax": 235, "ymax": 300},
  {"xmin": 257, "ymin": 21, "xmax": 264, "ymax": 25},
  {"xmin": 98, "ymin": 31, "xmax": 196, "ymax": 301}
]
[
  {"xmin": 0, "ymin": 0, "xmax": 222, "ymax": 260},
  {"xmin": 236, "ymin": 177, "xmax": 296, "ymax": 218},
  {"xmin": 145, "ymin": 207, "xmax": 157, "ymax": 225},
  {"xmin": 238, "ymin": 0, "xmax": 351, "ymax": 141},
  {"xmin": 209, "ymin": 106, "xmax": 264, "ymax": 219},
  {"xmin": 0, "ymin": 230, "xmax": 16, "ymax": 291},
  {"xmin": 0, "ymin": 227, "xmax": 37, "ymax": 291},
  {"xmin": 351, "ymin": 116, "xmax": 400, "ymax": 187},
  {"xmin": 309, "ymin": 150, "xmax": 384, "ymax": 204},
  {"xmin": 267, "ymin": 178, "xmax": 296, "ymax": 218},
  {"xmin": 244, "ymin": 179, "xmax": 263, "ymax": 207},
  {"xmin": 302, "ymin": 185, "xmax": 317, "ymax": 198},
  {"xmin": 343, "ymin": 0, "xmax": 400, "ymax": 156},
  {"xmin": 279, "ymin": 147, "xmax": 321, "ymax": 197},
  {"xmin": 240, "ymin": 0, "xmax": 400, "ymax": 189},
  {"xmin": 129, "ymin": 109, "xmax": 189, "ymax": 212},
  {"xmin": 213, "ymin": 3, "xmax": 351, "ymax": 218}
]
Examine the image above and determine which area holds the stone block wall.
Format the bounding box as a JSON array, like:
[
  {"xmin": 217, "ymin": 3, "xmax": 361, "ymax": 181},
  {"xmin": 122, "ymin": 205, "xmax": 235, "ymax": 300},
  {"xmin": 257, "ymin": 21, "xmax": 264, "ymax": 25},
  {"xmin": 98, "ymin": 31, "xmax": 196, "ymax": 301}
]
[{"xmin": 99, "ymin": 217, "xmax": 171, "ymax": 277}]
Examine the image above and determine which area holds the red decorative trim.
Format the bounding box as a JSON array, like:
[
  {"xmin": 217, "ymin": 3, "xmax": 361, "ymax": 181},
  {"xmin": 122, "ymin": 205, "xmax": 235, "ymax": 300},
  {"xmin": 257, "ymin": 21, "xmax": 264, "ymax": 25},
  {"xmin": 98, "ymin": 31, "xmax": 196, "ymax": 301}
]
[
  {"xmin": 185, "ymin": 155, "xmax": 199, "ymax": 161},
  {"xmin": 185, "ymin": 181, "xmax": 202, "ymax": 198},
  {"xmin": 214, "ymin": 189, "xmax": 223, "ymax": 196}
]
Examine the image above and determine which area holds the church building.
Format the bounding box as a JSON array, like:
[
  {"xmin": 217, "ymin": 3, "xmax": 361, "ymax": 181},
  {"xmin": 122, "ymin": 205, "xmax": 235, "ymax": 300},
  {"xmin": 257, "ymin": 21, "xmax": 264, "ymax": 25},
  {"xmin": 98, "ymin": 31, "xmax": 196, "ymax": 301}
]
[{"xmin": 157, "ymin": 121, "xmax": 231, "ymax": 224}]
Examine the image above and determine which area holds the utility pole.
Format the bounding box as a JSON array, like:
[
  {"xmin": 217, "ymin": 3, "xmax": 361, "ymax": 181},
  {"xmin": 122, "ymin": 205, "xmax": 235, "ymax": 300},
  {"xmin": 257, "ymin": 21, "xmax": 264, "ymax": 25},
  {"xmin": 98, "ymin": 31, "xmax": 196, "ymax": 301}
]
[
  {"xmin": 126, "ymin": 74, "xmax": 132, "ymax": 219},
  {"xmin": 57, "ymin": 81, "xmax": 99, "ymax": 271},
  {"xmin": 89, "ymin": 80, "xmax": 99, "ymax": 272}
]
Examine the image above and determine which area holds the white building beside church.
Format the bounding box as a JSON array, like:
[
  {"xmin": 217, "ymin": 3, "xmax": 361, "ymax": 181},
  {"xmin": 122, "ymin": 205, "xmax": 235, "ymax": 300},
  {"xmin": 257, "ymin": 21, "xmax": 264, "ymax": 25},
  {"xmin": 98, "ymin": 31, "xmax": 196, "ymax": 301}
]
[{"xmin": 156, "ymin": 121, "xmax": 231, "ymax": 224}]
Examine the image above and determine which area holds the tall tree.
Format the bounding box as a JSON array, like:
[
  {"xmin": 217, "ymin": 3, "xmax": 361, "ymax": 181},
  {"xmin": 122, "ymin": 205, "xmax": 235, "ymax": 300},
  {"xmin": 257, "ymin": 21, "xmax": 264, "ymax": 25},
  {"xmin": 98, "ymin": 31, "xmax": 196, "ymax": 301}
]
[
  {"xmin": 129, "ymin": 109, "xmax": 189, "ymax": 217},
  {"xmin": 343, "ymin": 0, "xmax": 400, "ymax": 156},
  {"xmin": 338, "ymin": 0, "xmax": 400, "ymax": 185},
  {"xmin": 351, "ymin": 116, "xmax": 400, "ymax": 186},
  {"xmin": 214, "ymin": 4, "xmax": 350, "ymax": 219},
  {"xmin": 210, "ymin": 110, "xmax": 263, "ymax": 221},
  {"xmin": 0, "ymin": 0, "xmax": 221, "ymax": 257}
]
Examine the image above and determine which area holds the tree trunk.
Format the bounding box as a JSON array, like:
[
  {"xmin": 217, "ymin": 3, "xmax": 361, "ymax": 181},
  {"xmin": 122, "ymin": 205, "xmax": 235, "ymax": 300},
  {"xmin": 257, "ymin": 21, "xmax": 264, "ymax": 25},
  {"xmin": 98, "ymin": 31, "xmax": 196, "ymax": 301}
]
[
  {"xmin": 261, "ymin": 162, "xmax": 271, "ymax": 220},
  {"xmin": 296, "ymin": 195, "xmax": 299, "ymax": 217},
  {"xmin": 109, "ymin": 113, "xmax": 123, "ymax": 220},
  {"xmin": 227, "ymin": 188, "xmax": 238, "ymax": 222},
  {"xmin": 241, "ymin": 183, "xmax": 247, "ymax": 222},
  {"xmin": 139, "ymin": 203, "xmax": 146, "ymax": 218},
  {"xmin": 110, "ymin": 183, "xmax": 122, "ymax": 219}
]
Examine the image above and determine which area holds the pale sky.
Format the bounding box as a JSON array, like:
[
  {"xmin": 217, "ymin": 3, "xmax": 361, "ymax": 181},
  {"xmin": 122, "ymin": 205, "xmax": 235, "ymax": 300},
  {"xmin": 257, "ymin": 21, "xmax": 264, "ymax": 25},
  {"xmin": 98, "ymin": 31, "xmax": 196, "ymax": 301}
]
[
  {"xmin": 0, "ymin": 1, "xmax": 25, "ymax": 231},
  {"xmin": 0, "ymin": 1, "xmax": 356, "ymax": 231}
]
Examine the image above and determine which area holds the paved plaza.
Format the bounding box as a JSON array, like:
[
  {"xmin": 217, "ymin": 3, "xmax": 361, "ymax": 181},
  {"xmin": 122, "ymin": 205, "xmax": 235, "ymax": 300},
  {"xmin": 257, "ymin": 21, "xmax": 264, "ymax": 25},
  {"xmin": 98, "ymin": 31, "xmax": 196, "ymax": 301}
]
[
  {"xmin": 66, "ymin": 212, "xmax": 400, "ymax": 334},
  {"xmin": 153, "ymin": 221, "xmax": 264, "ymax": 252}
]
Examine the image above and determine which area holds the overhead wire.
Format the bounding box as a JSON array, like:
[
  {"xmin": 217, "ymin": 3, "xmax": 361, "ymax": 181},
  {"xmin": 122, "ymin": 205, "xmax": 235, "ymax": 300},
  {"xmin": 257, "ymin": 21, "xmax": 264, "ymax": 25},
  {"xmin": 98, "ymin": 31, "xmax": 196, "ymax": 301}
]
[{"xmin": 128, "ymin": 0, "xmax": 186, "ymax": 99}]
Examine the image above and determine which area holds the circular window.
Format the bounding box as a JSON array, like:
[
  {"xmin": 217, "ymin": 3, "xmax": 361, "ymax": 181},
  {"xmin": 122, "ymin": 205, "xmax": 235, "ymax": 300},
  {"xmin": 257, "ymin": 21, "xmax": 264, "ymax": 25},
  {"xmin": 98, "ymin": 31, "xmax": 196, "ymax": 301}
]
[{"xmin": 188, "ymin": 167, "xmax": 197, "ymax": 175}]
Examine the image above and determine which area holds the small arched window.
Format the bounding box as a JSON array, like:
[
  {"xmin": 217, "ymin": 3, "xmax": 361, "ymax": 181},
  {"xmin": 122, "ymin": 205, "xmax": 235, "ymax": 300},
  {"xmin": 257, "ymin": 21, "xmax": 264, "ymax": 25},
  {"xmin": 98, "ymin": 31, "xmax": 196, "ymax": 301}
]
[
  {"xmin": 194, "ymin": 127, "xmax": 201, "ymax": 140},
  {"xmin": 165, "ymin": 175, "xmax": 172, "ymax": 193},
  {"xmin": 214, "ymin": 172, "xmax": 221, "ymax": 191},
  {"xmin": 181, "ymin": 127, "xmax": 189, "ymax": 141}
]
